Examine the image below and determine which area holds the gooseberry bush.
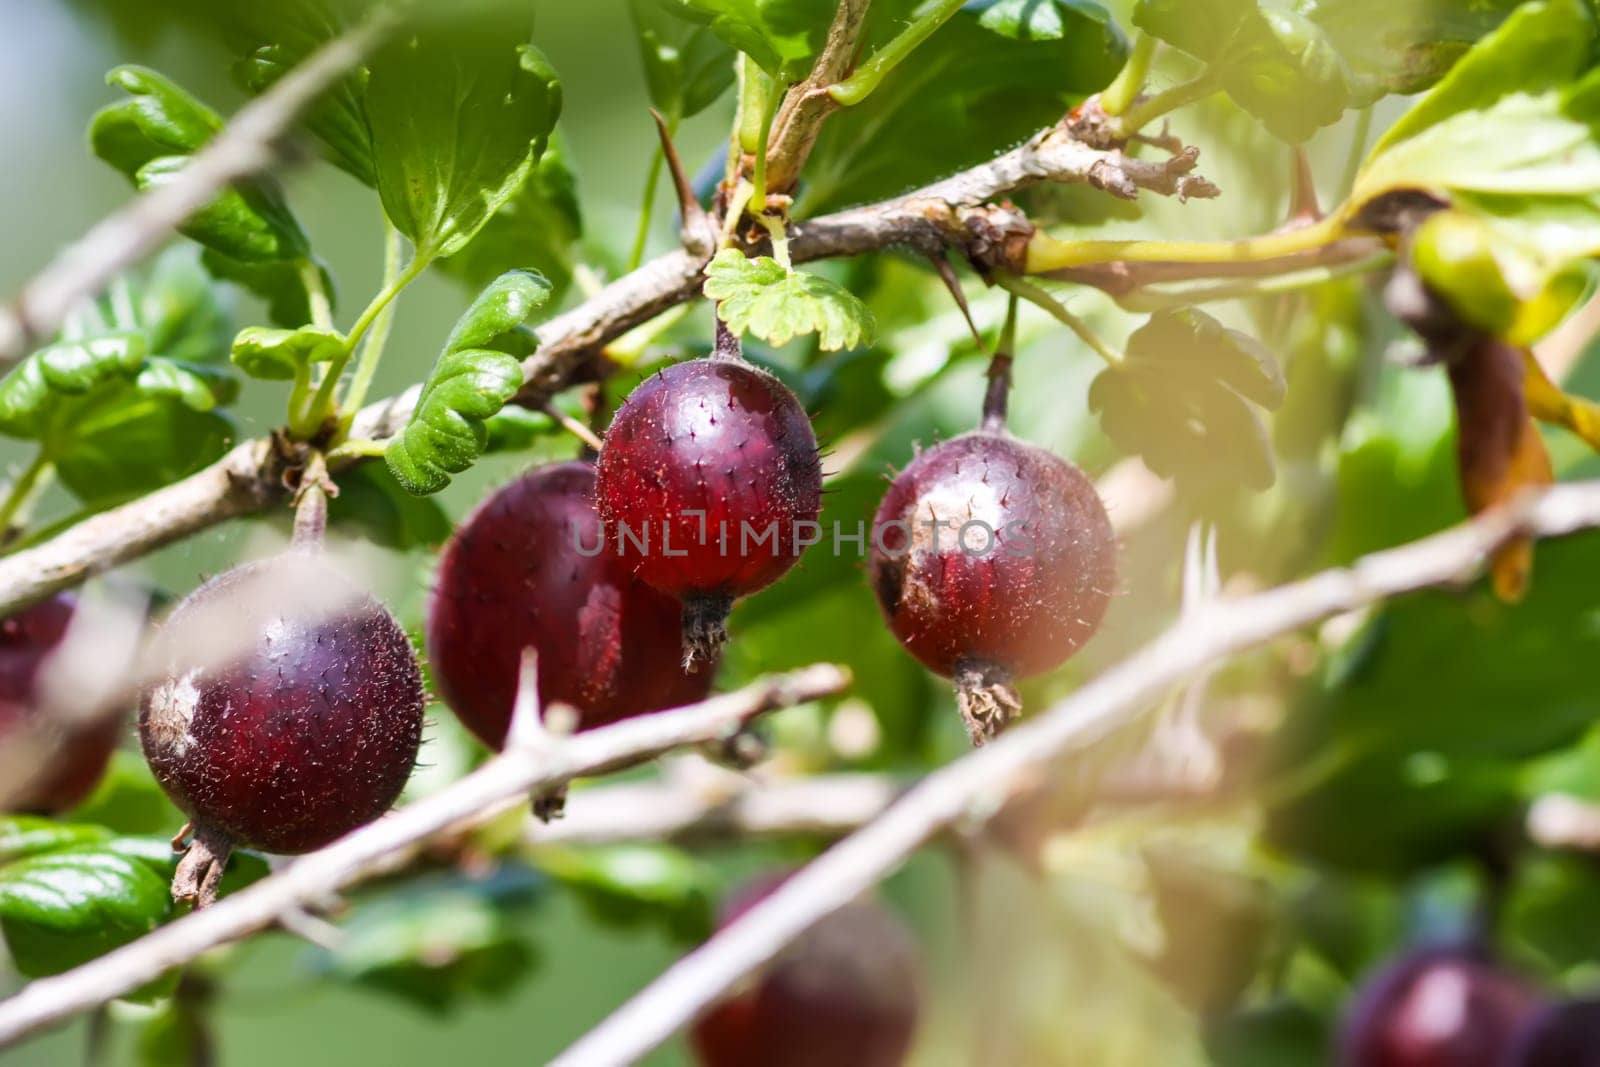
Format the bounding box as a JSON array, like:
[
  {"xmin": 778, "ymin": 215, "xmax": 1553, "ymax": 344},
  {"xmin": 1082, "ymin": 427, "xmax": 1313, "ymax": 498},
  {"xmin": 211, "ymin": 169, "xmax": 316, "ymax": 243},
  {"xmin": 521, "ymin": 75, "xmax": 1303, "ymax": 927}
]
[{"xmin": 9, "ymin": 0, "xmax": 1600, "ymax": 1063}]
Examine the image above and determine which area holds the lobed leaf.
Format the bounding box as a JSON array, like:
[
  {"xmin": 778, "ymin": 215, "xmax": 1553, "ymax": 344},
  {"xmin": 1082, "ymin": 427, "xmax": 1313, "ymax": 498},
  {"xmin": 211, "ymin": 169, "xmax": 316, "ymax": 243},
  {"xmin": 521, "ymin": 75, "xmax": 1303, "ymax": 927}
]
[
  {"xmin": 0, "ymin": 252, "xmax": 240, "ymax": 508},
  {"xmin": 91, "ymin": 66, "xmax": 310, "ymax": 263},
  {"xmin": 433, "ymin": 132, "xmax": 583, "ymax": 304},
  {"xmin": 801, "ymin": 2, "xmax": 1125, "ymax": 211},
  {"xmin": 385, "ymin": 271, "xmax": 552, "ymax": 495},
  {"xmin": 365, "ymin": 10, "xmax": 563, "ymax": 262},
  {"xmin": 1132, "ymin": 0, "xmax": 1347, "ymax": 142},
  {"xmin": 703, "ymin": 250, "xmax": 875, "ymax": 351},
  {"xmin": 229, "ymin": 325, "xmax": 344, "ymax": 381},
  {"xmin": 1089, "ymin": 308, "xmax": 1285, "ymax": 491},
  {"xmin": 627, "ymin": 0, "xmax": 737, "ymax": 120},
  {"xmin": 657, "ymin": 0, "xmax": 834, "ymax": 78},
  {"xmin": 219, "ymin": 0, "xmax": 376, "ymax": 184}
]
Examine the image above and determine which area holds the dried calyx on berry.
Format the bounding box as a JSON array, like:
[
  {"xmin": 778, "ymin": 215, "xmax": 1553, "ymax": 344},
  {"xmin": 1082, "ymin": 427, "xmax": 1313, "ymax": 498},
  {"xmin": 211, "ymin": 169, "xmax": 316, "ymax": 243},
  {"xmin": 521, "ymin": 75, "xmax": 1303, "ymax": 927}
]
[
  {"xmin": 870, "ymin": 300, "xmax": 1116, "ymax": 744},
  {"xmin": 138, "ymin": 470, "xmax": 424, "ymax": 908},
  {"xmin": 428, "ymin": 460, "xmax": 715, "ymax": 750},
  {"xmin": 595, "ymin": 320, "xmax": 822, "ymax": 668}
]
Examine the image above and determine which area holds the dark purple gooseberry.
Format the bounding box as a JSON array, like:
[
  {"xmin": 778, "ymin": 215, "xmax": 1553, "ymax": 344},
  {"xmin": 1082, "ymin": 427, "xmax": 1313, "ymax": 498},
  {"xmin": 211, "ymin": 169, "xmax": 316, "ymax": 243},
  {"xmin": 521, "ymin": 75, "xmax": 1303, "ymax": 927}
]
[
  {"xmin": 139, "ymin": 550, "xmax": 423, "ymax": 903},
  {"xmin": 595, "ymin": 357, "xmax": 822, "ymax": 665},
  {"xmin": 1505, "ymin": 998, "xmax": 1600, "ymax": 1066},
  {"xmin": 692, "ymin": 873, "xmax": 922, "ymax": 1067},
  {"xmin": 1337, "ymin": 946, "xmax": 1543, "ymax": 1067},
  {"xmin": 869, "ymin": 431, "xmax": 1115, "ymax": 744},
  {"xmin": 428, "ymin": 461, "xmax": 714, "ymax": 749},
  {"xmin": 0, "ymin": 593, "xmax": 120, "ymax": 813}
]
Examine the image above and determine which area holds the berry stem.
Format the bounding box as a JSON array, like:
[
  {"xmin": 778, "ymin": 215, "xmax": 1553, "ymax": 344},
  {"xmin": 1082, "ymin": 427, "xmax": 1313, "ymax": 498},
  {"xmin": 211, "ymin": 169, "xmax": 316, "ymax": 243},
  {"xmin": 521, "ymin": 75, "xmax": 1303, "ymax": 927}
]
[
  {"xmin": 711, "ymin": 317, "xmax": 744, "ymax": 362},
  {"xmin": 1112, "ymin": 69, "xmax": 1222, "ymax": 137},
  {"xmin": 995, "ymin": 274, "xmax": 1122, "ymax": 368},
  {"xmin": 334, "ymin": 220, "xmax": 417, "ymax": 427},
  {"xmin": 954, "ymin": 660, "xmax": 1021, "ymax": 747},
  {"xmin": 171, "ymin": 822, "xmax": 233, "ymax": 910},
  {"xmin": 981, "ymin": 295, "xmax": 1019, "ymax": 433},
  {"xmin": 1101, "ymin": 33, "xmax": 1156, "ymax": 118},
  {"xmin": 826, "ymin": 0, "xmax": 966, "ymax": 107}
]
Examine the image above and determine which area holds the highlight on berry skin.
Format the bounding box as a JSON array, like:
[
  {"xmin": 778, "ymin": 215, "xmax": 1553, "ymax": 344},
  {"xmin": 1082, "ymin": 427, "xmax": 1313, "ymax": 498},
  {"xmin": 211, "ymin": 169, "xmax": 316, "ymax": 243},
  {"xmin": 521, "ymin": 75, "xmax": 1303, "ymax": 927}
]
[{"xmin": 9, "ymin": 3, "xmax": 1600, "ymax": 1064}]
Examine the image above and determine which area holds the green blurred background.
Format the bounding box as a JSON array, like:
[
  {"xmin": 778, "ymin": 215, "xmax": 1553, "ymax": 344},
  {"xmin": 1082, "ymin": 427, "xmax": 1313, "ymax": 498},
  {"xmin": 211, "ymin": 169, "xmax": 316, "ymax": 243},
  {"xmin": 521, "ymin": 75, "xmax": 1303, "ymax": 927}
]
[{"xmin": 9, "ymin": 1, "xmax": 1600, "ymax": 1064}]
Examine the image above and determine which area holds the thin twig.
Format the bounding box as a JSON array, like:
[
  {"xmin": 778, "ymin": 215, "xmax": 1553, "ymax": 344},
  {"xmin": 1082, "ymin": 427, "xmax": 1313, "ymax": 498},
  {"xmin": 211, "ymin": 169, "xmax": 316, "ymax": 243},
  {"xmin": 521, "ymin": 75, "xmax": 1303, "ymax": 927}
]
[
  {"xmin": 531, "ymin": 773, "xmax": 905, "ymax": 846},
  {"xmin": 0, "ymin": 665, "xmax": 851, "ymax": 1050},
  {"xmin": 0, "ymin": 10, "xmax": 397, "ymax": 367},
  {"xmin": 0, "ymin": 122, "xmax": 1224, "ymax": 619},
  {"xmin": 548, "ymin": 482, "xmax": 1600, "ymax": 1067}
]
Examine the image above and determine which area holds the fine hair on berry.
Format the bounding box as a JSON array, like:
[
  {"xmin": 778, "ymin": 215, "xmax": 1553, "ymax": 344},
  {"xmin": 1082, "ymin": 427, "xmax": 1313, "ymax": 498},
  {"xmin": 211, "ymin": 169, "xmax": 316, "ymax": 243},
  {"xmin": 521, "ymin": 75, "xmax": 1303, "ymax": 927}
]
[
  {"xmin": 870, "ymin": 431, "xmax": 1115, "ymax": 744},
  {"xmin": 428, "ymin": 460, "xmax": 715, "ymax": 749},
  {"xmin": 139, "ymin": 546, "xmax": 424, "ymax": 906},
  {"xmin": 596, "ymin": 352, "xmax": 822, "ymax": 666}
]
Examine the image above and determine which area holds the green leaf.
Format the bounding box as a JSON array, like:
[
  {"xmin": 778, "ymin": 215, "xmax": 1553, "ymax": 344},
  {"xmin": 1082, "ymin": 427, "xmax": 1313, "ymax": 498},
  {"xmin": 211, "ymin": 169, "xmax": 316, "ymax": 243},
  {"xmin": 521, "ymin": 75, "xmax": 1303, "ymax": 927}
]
[
  {"xmin": 310, "ymin": 866, "xmax": 543, "ymax": 1013},
  {"xmin": 536, "ymin": 844, "xmax": 714, "ymax": 943},
  {"xmin": 1408, "ymin": 208, "xmax": 1592, "ymax": 344},
  {"xmin": 219, "ymin": 0, "xmax": 376, "ymax": 183},
  {"xmin": 482, "ymin": 406, "xmax": 559, "ymax": 453},
  {"xmin": 703, "ymin": 250, "xmax": 875, "ymax": 350},
  {"xmin": 384, "ymin": 271, "xmax": 551, "ymax": 495},
  {"xmin": 0, "ymin": 255, "xmax": 239, "ymax": 509},
  {"xmin": 88, "ymin": 65, "xmax": 219, "ymax": 175},
  {"xmin": 1088, "ymin": 308, "xmax": 1284, "ymax": 490},
  {"xmin": 658, "ymin": 0, "xmax": 835, "ymax": 78},
  {"xmin": 91, "ymin": 66, "xmax": 309, "ymax": 263},
  {"xmin": 0, "ymin": 845, "xmax": 170, "ymax": 977},
  {"xmin": 67, "ymin": 751, "xmax": 184, "ymax": 837},
  {"xmin": 328, "ymin": 462, "xmax": 453, "ymax": 550},
  {"xmin": 53, "ymin": 398, "xmax": 236, "ymax": 511},
  {"xmin": 1367, "ymin": 0, "xmax": 1594, "ymax": 157},
  {"xmin": 202, "ymin": 251, "xmax": 334, "ymax": 329},
  {"xmin": 365, "ymin": 11, "xmax": 563, "ymax": 262},
  {"xmin": 628, "ymin": 0, "xmax": 737, "ymax": 120},
  {"xmin": 229, "ymin": 325, "xmax": 344, "ymax": 381},
  {"xmin": 801, "ymin": 3, "xmax": 1126, "ymax": 211},
  {"xmin": 1304, "ymin": 0, "xmax": 1524, "ymax": 106},
  {"xmin": 972, "ymin": 0, "xmax": 1118, "ymax": 43},
  {"xmin": 1131, "ymin": 0, "xmax": 1348, "ymax": 142},
  {"xmin": 1347, "ymin": 1, "xmax": 1600, "ymax": 338},
  {"xmin": 433, "ymin": 131, "xmax": 583, "ymax": 304},
  {"xmin": 0, "ymin": 816, "xmax": 112, "ymax": 864},
  {"xmin": 135, "ymin": 248, "xmax": 234, "ymax": 363}
]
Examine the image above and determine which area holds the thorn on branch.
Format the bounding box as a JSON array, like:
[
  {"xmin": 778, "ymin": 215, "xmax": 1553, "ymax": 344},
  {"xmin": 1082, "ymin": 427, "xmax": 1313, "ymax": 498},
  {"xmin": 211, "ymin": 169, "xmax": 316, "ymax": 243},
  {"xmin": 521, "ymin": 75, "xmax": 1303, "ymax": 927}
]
[
  {"xmin": 650, "ymin": 109, "xmax": 716, "ymax": 258},
  {"xmin": 958, "ymin": 205, "xmax": 1035, "ymax": 280},
  {"xmin": 506, "ymin": 648, "xmax": 571, "ymax": 821},
  {"xmin": 926, "ymin": 253, "xmax": 983, "ymax": 348}
]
